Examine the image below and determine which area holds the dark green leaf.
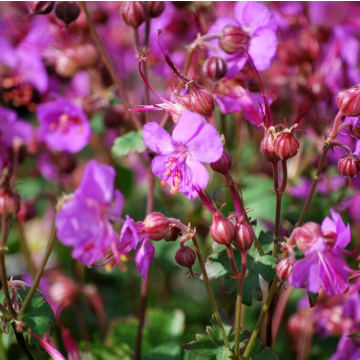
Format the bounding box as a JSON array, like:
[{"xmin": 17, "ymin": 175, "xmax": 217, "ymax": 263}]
[
  {"xmin": 307, "ymin": 291, "xmax": 319, "ymax": 308},
  {"xmin": 254, "ymin": 347, "xmax": 279, "ymax": 360},
  {"xmin": 347, "ymin": 332, "xmax": 360, "ymax": 338},
  {"xmin": 111, "ymin": 131, "xmax": 145, "ymax": 158},
  {"xmin": 257, "ymin": 231, "xmax": 274, "ymax": 254}
]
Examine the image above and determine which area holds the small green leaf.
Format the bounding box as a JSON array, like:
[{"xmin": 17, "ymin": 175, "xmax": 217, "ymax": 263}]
[
  {"xmin": 254, "ymin": 347, "xmax": 279, "ymax": 360},
  {"xmin": 257, "ymin": 231, "xmax": 274, "ymax": 254},
  {"xmin": 347, "ymin": 332, "xmax": 360, "ymax": 338},
  {"xmin": 112, "ymin": 131, "xmax": 146, "ymax": 158},
  {"xmin": 307, "ymin": 291, "xmax": 319, "ymax": 307},
  {"xmin": 90, "ymin": 112, "xmax": 105, "ymax": 136}
]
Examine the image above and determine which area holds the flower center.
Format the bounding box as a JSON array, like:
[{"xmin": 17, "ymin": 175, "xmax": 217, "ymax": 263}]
[
  {"xmin": 161, "ymin": 151, "xmax": 188, "ymax": 194},
  {"xmin": 49, "ymin": 113, "xmax": 83, "ymax": 133}
]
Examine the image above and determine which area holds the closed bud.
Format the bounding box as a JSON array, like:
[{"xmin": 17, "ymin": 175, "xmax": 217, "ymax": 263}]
[
  {"xmin": 55, "ymin": 1, "xmax": 80, "ymax": 26},
  {"xmin": 337, "ymin": 85, "xmax": 360, "ymax": 117},
  {"xmin": 274, "ymin": 131, "xmax": 299, "ymax": 160},
  {"xmin": 175, "ymin": 245, "xmax": 197, "ymax": 278},
  {"xmin": 338, "ymin": 154, "xmax": 360, "ymax": 186},
  {"xmin": 164, "ymin": 226, "xmax": 182, "ymax": 242},
  {"xmin": 220, "ymin": 25, "xmax": 250, "ymax": 55},
  {"xmin": 260, "ymin": 128, "xmax": 280, "ymax": 163},
  {"xmin": 121, "ymin": 1, "xmax": 148, "ymax": 28},
  {"xmin": 234, "ymin": 217, "xmax": 254, "ymax": 252},
  {"xmin": 276, "ymin": 258, "xmax": 294, "ymax": 281},
  {"xmin": 203, "ymin": 56, "xmax": 228, "ymax": 81},
  {"xmin": 58, "ymin": 153, "xmax": 77, "ymax": 174},
  {"xmin": 143, "ymin": 212, "xmax": 169, "ymax": 241},
  {"xmin": 210, "ymin": 212, "xmax": 236, "ymax": 245},
  {"xmin": 349, "ymin": 125, "xmax": 360, "ymax": 139},
  {"xmin": 18, "ymin": 200, "xmax": 37, "ymax": 223},
  {"xmin": 0, "ymin": 189, "xmax": 21, "ymax": 218},
  {"xmin": 55, "ymin": 54, "xmax": 80, "ymax": 78},
  {"xmin": 210, "ymin": 149, "xmax": 233, "ymax": 176},
  {"xmin": 294, "ymin": 222, "xmax": 321, "ymax": 251},
  {"xmin": 104, "ymin": 105, "xmax": 127, "ymax": 128},
  {"xmin": 28, "ymin": 1, "xmax": 54, "ymax": 15},
  {"xmin": 147, "ymin": 1, "xmax": 165, "ymax": 18}
]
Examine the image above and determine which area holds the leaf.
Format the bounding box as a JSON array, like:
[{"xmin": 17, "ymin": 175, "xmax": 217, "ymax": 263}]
[
  {"xmin": 257, "ymin": 231, "xmax": 274, "ymax": 255},
  {"xmin": 144, "ymin": 344, "xmax": 181, "ymax": 360},
  {"xmin": 111, "ymin": 131, "xmax": 146, "ymax": 158},
  {"xmin": 347, "ymin": 332, "xmax": 360, "ymax": 338},
  {"xmin": 90, "ymin": 112, "xmax": 105, "ymax": 136},
  {"xmin": 17, "ymin": 288, "xmax": 56, "ymax": 346},
  {"xmin": 205, "ymin": 243, "xmax": 276, "ymax": 306},
  {"xmin": 307, "ymin": 291, "xmax": 319, "ymax": 308},
  {"xmin": 254, "ymin": 347, "xmax": 279, "ymax": 360}
]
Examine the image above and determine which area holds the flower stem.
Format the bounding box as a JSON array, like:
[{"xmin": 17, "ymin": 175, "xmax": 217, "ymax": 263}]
[
  {"xmin": 234, "ymin": 251, "xmax": 247, "ymax": 357},
  {"xmin": 243, "ymin": 276, "xmax": 280, "ymax": 358},
  {"xmin": 192, "ymin": 235, "xmax": 231, "ymax": 350},
  {"xmin": 18, "ymin": 226, "xmax": 57, "ymax": 319},
  {"xmin": 12, "ymin": 324, "xmax": 35, "ymax": 360},
  {"xmin": 80, "ymin": 1, "xmax": 142, "ymax": 131},
  {"xmin": 226, "ymin": 244, "xmax": 239, "ymax": 277},
  {"xmin": 0, "ymin": 218, "xmax": 17, "ymax": 319}
]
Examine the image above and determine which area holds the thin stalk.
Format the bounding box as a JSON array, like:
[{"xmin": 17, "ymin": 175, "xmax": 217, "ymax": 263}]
[
  {"xmin": 15, "ymin": 219, "xmax": 36, "ymax": 278},
  {"xmin": 226, "ymin": 244, "xmax": 239, "ymax": 277},
  {"xmin": 243, "ymin": 276, "xmax": 280, "ymax": 358},
  {"xmin": 234, "ymin": 251, "xmax": 247, "ymax": 357},
  {"xmin": 272, "ymin": 162, "xmax": 281, "ymax": 258},
  {"xmin": 0, "ymin": 302, "xmax": 11, "ymax": 321},
  {"xmin": 80, "ymin": 2, "xmax": 142, "ymax": 131},
  {"xmin": 12, "ymin": 324, "xmax": 35, "ymax": 360},
  {"xmin": 0, "ymin": 218, "xmax": 17, "ymax": 319},
  {"xmin": 18, "ymin": 226, "xmax": 57, "ymax": 319},
  {"xmin": 192, "ymin": 235, "xmax": 231, "ymax": 350}
]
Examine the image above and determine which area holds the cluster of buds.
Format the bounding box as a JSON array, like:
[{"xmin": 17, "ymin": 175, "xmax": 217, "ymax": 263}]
[{"xmin": 121, "ymin": 1, "xmax": 165, "ymax": 28}]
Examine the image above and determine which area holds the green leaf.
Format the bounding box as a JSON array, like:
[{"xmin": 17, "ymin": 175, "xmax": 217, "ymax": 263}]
[
  {"xmin": 307, "ymin": 291, "xmax": 319, "ymax": 308},
  {"xmin": 205, "ymin": 243, "xmax": 276, "ymax": 306},
  {"xmin": 144, "ymin": 344, "xmax": 181, "ymax": 360},
  {"xmin": 17, "ymin": 288, "xmax": 56, "ymax": 345},
  {"xmin": 257, "ymin": 231, "xmax": 275, "ymax": 254},
  {"xmin": 347, "ymin": 332, "xmax": 360, "ymax": 338},
  {"xmin": 111, "ymin": 131, "xmax": 146, "ymax": 158},
  {"xmin": 254, "ymin": 347, "xmax": 279, "ymax": 360},
  {"xmin": 90, "ymin": 112, "xmax": 105, "ymax": 136}
]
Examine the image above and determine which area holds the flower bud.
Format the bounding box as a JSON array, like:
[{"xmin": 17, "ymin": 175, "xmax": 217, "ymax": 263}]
[
  {"xmin": 55, "ymin": 1, "xmax": 81, "ymax": 26},
  {"xmin": 203, "ymin": 56, "xmax": 228, "ymax": 81},
  {"xmin": 104, "ymin": 105, "xmax": 127, "ymax": 128},
  {"xmin": 337, "ymin": 85, "xmax": 360, "ymax": 117},
  {"xmin": 147, "ymin": 1, "xmax": 165, "ymax": 18},
  {"xmin": 28, "ymin": 1, "xmax": 54, "ymax": 15},
  {"xmin": 58, "ymin": 153, "xmax": 77, "ymax": 174},
  {"xmin": 220, "ymin": 25, "xmax": 249, "ymax": 55},
  {"xmin": 210, "ymin": 149, "xmax": 233, "ymax": 176},
  {"xmin": 294, "ymin": 222, "xmax": 321, "ymax": 251},
  {"xmin": 55, "ymin": 54, "xmax": 80, "ymax": 78},
  {"xmin": 274, "ymin": 131, "xmax": 299, "ymax": 160},
  {"xmin": 143, "ymin": 212, "xmax": 169, "ymax": 241},
  {"xmin": 210, "ymin": 212, "xmax": 236, "ymax": 245},
  {"xmin": 0, "ymin": 189, "xmax": 21, "ymax": 218},
  {"xmin": 234, "ymin": 217, "xmax": 254, "ymax": 252},
  {"xmin": 338, "ymin": 154, "xmax": 360, "ymax": 184},
  {"xmin": 17, "ymin": 200, "xmax": 37, "ymax": 223},
  {"xmin": 164, "ymin": 226, "xmax": 182, "ymax": 242},
  {"xmin": 175, "ymin": 245, "xmax": 197, "ymax": 277},
  {"xmin": 260, "ymin": 129, "xmax": 280, "ymax": 163},
  {"xmin": 276, "ymin": 258, "xmax": 294, "ymax": 281},
  {"xmin": 121, "ymin": 1, "xmax": 148, "ymax": 28},
  {"xmin": 349, "ymin": 125, "xmax": 360, "ymax": 139}
]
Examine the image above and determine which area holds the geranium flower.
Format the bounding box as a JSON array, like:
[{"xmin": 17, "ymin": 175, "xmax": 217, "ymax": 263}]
[
  {"xmin": 142, "ymin": 110, "xmax": 223, "ymax": 199},
  {"xmin": 55, "ymin": 160, "xmax": 124, "ymax": 265},
  {"xmin": 37, "ymin": 97, "xmax": 91, "ymax": 153}
]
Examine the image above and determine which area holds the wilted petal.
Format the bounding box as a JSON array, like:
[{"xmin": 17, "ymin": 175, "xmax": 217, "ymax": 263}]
[{"xmin": 135, "ymin": 241, "xmax": 155, "ymax": 280}]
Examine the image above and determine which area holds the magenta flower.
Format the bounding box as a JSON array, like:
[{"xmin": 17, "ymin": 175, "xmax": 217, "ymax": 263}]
[
  {"xmin": 143, "ymin": 111, "xmax": 223, "ymax": 199},
  {"xmin": 37, "ymin": 97, "xmax": 91, "ymax": 153},
  {"xmin": 55, "ymin": 160, "xmax": 124, "ymax": 265},
  {"xmin": 289, "ymin": 210, "xmax": 351, "ymax": 296},
  {"xmin": 207, "ymin": 1, "xmax": 278, "ymax": 77}
]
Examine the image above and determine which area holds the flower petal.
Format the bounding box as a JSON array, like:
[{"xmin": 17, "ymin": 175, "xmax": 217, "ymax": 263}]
[
  {"xmin": 181, "ymin": 158, "xmax": 210, "ymax": 199},
  {"xmin": 143, "ymin": 122, "xmax": 176, "ymax": 155},
  {"xmin": 135, "ymin": 241, "xmax": 155, "ymax": 280}
]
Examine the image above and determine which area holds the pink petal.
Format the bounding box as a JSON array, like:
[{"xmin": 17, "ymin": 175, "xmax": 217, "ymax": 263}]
[
  {"xmin": 143, "ymin": 122, "xmax": 176, "ymax": 155},
  {"xmin": 135, "ymin": 241, "xmax": 155, "ymax": 279}
]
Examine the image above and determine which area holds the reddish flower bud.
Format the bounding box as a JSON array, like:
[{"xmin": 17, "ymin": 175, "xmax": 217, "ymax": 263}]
[
  {"xmin": 0, "ymin": 189, "xmax": 21, "ymax": 218},
  {"xmin": 55, "ymin": 55, "xmax": 79, "ymax": 78},
  {"xmin": 28, "ymin": 1, "xmax": 54, "ymax": 15},
  {"xmin": 220, "ymin": 25, "xmax": 250, "ymax": 55},
  {"xmin": 147, "ymin": 1, "xmax": 165, "ymax": 18},
  {"xmin": 55, "ymin": 1, "xmax": 80, "ymax": 26},
  {"xmin": 175, "ymin": 245, "xmax": 197, "ymax": 278},
  {"xmin": 58, "ymin": 153, "xmax": 77, "ymax": 174},
  {"xmin": 121, "ymin": 1, "xmax": 148, "ymax": 28},
  {"xmin": 164, "ymin": 226, "xmax": 182, "ymax": 242},
  {"xmin": 337, "ymin": 84, "xmax": 360, "ymax": 117},
  {"xmin": 210, "ymin": 212, "xmax": 236, "ymax": 245},
  {"xmin": 276, "ymin": 258, "xmax": 294, "ymax": 281},
  {"xmin": 349, "ymin": 125, "xmax": 360, "ymax": 139},
  {"xmin": 104, "ymin": 105, "xmax": 127, "ymax": 128},
  {"xmin": 288, "ymin": 313, "xmax": 306, "ymax": 338},
  {"xmin": 17, "ymin": 200, "xmax": 37, "ymax": 223},
  {"xmin": 294, "ymin": 222, "xmax": 322, "ymax": 251},
  {"xmin": 203, "ymin": 56, "xmax": 228, "ymax": 81},
  {"xmin": 274, "ymin": 131, "xmax": 299, "ymax": 160},
  {"xmin": 234, "ymin": 217, "xmax": 254, "ymax": 252},
  {"xmin": 338, "ymin": 154, "xmax": 360, "ymax": 186},
  {"xmin": 260, "ymin": 128, "xmax": 280, "ymax": 163},
  {"xmin": 143, "ymin": 212, "xmax": 169, "ymax": 241},
  {"xmin": 210, "ymin": 149, "xmax": 233, "ymax": 176},
  {"xmin": 173, "ymin": 83, "xmax": 215, "ymax": 117}
]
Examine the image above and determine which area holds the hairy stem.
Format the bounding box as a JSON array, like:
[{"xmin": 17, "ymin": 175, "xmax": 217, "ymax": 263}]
[
  {"xmin": 243, "ymin": 276, "xmax": 280, "ymax": 358},
  {"xmin": 12, "ymin": 324, "xmax": 35, "ymax": 360},
  {"xmin": 0, "ymin": 218, "xmax": 17, "ymax": 319},
  {"xmin": 18, "ymin": 226, "xmax": 57, "ymax": 319},
  {"xmin": 235, "ymin": 251, "xmax": 247, "ymax": 357},
  {"xmin": 80, "ymin": 1, "xmax": 142, "ymax": 131},
  {"xmin": 192, "ymin": 235, "xmax": 231, "ymax": 350}
]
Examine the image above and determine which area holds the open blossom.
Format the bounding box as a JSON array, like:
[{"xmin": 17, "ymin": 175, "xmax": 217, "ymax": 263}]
[
  {"xmin": 37, "ymin": 97, "xmax": 91, "ymax": 153},
  {"xmin": 207, "ymin": 1, "xmax": 278, "ymax": 77},
  {"xmin": 143, "ymin": 110, "xmax": 223, "ymax": 199},
  {"xmin": 55, "ymin": 160, "xmax": 124, "ymax": 265},
  {"xmin": 289, "ymin": 209, "xmax": 351, "ymax": 296}
]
